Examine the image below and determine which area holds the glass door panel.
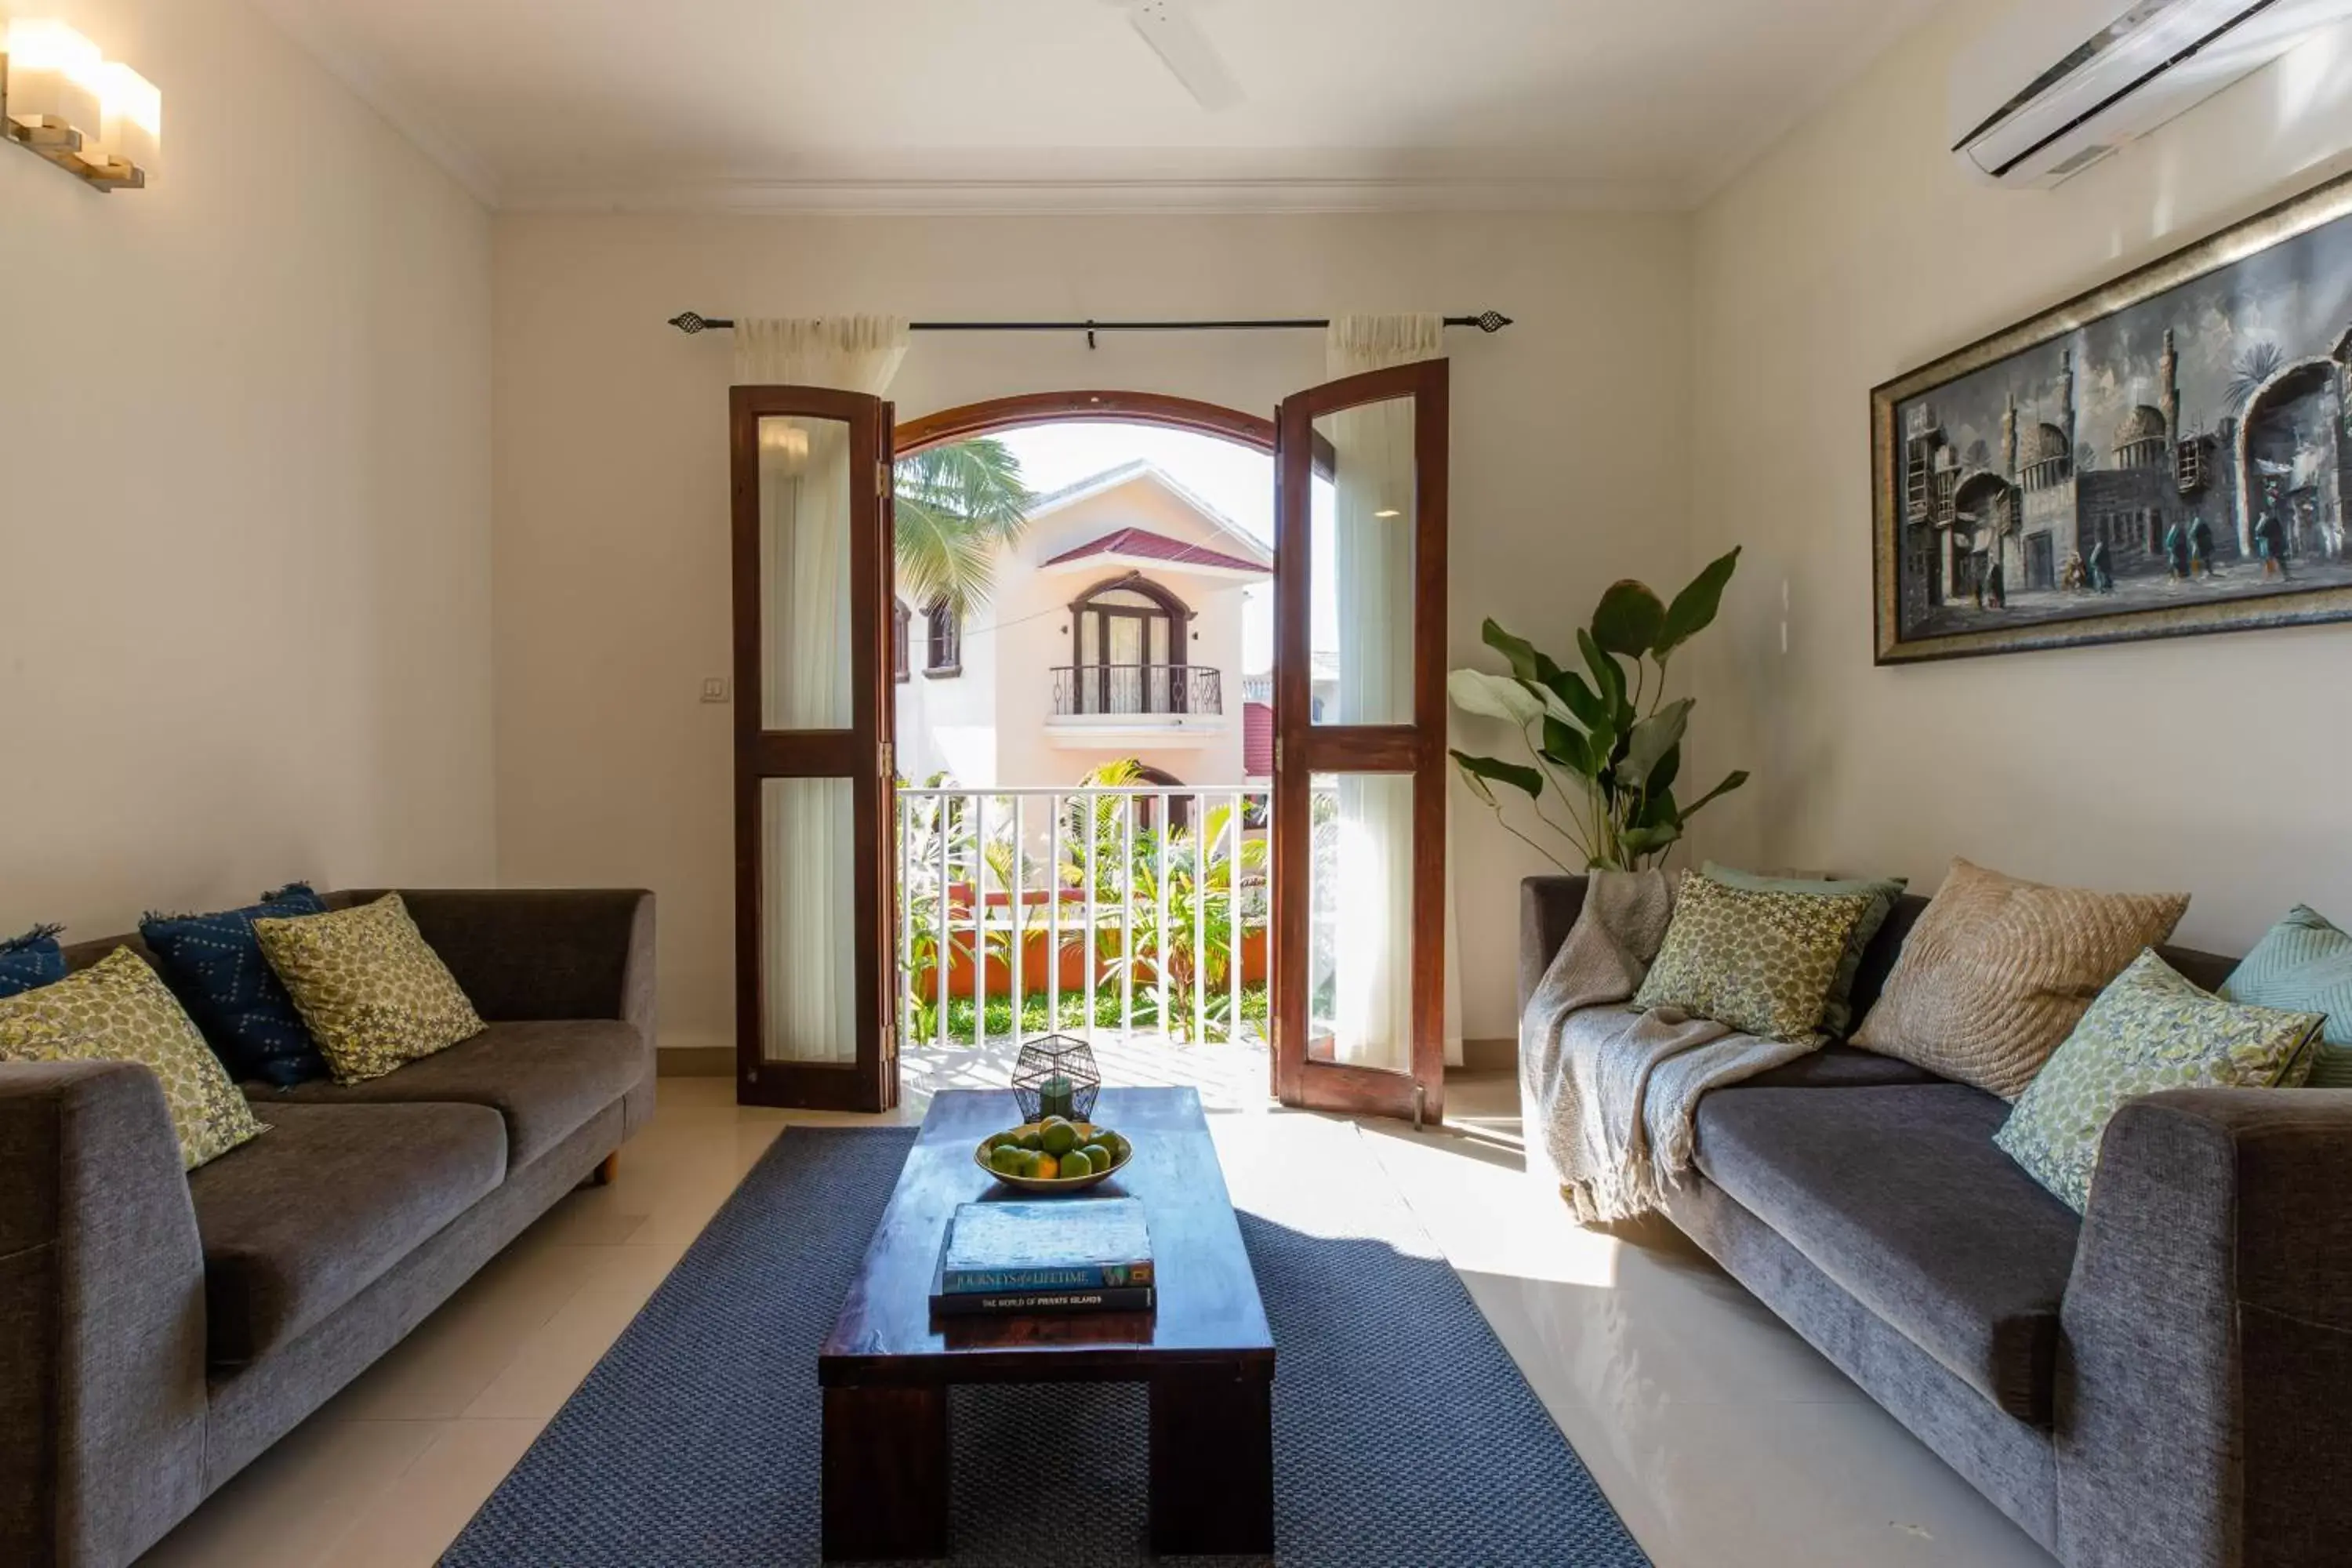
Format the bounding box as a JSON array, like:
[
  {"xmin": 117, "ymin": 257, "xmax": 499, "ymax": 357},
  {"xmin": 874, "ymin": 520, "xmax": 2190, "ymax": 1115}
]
[
  {"xmin": 1272, "ymin": 360, "xmax": 1449, "ymax": 1125},
  {"xmin": 731, "ymin": 387, "xmax": 896, "ymax": 1111},
  {"xmin": 757, "ymin": 415, "xmax": 855, "ymax": 730},
  {"xmin": 1311, "ymin": 396, "xmax": 1417, "ymax": 728},
  {"xmin": 1306, "ymin": 773, "xmax": 1415, "ymax": 1072}
]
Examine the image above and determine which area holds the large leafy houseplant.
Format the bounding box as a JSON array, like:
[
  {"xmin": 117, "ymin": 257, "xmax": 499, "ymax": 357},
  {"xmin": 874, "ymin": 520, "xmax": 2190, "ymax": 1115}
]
[{"xmin": 1450, "ymin": 549, "xmax": 1748, "ymax": 872}]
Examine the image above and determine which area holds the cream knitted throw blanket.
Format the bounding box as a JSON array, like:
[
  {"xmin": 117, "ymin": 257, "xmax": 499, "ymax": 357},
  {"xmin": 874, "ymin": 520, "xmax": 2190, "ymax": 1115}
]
[{"xmin": 1518, "ymin": 869, "xmax": 1824, "ymax": 1223}]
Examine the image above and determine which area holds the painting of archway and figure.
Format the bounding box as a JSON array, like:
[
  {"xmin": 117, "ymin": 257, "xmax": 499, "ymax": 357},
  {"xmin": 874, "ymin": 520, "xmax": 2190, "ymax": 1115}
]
[{"xmin": 1871, "ymin": 172, "xmax": 2352, "ymax": 663}]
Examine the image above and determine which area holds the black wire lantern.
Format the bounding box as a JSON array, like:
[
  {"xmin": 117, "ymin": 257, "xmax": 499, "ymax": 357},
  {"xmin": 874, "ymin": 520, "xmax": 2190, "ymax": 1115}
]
[{"xmin": 1012, "ymin": 1034, "xmax": 1102, "ymax": 1123}]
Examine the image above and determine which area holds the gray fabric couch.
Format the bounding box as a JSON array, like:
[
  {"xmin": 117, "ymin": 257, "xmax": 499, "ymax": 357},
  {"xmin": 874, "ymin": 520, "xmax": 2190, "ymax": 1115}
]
[
  {"xmin": 1, "ymin": 888, "xmax": 656, "ymax": 1568},
  {"xmin": 1522, "ymin": 875, "xmax": 2352, "ymax": 1568}
]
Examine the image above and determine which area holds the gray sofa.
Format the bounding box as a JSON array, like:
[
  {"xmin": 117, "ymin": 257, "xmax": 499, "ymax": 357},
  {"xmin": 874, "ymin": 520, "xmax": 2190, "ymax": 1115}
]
[
  {"xmin": 1, "ymin": 888, "xmax": 656, "ymax": 1568},
  {"xmin": 1522, "ymin": 875, "xmax": 2352, "ymax": 1568}
]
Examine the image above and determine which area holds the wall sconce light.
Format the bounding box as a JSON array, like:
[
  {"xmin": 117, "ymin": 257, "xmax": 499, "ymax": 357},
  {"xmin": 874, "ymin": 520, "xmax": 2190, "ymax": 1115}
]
[{"xmin": 3, "ymin": 18, "xmax": 160, "ymax": 191}]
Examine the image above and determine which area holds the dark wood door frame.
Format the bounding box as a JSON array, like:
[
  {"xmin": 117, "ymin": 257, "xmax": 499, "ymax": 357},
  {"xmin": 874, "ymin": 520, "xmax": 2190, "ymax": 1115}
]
[
  {"xmin": 1271, "ymin": 359, "xmax": 1450, "ymax": 1126},
  {"xmin": 731, "ymin": 384, "xmax": 898, "ymax": 1112}
]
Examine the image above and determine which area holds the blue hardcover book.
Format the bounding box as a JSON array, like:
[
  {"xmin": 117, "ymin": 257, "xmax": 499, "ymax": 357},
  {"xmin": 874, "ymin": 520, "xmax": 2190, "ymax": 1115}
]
[{"xmin": 940, "ymin": 1199, "xmax": 1155, "ymax": 1294}]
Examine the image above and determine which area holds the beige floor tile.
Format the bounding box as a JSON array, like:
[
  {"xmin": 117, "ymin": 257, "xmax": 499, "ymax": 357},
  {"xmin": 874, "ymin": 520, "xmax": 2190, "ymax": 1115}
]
[
  {"xmin": 138, "ymin": 1417, "xmax": 441, "ymax": 1568},
  {"xmin": 459, "ymin": 1242, "xmax": 688, "ymax": 1419},
  {"xmin": 323, "ymin": 1417, "xmax": 549, "ymax": 1568}
]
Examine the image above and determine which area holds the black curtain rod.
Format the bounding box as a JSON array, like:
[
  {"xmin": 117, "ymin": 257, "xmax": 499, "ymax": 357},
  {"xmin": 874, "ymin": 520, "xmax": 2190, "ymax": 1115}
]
[{"xmin": 668, "ymin": 310, "xmax": 1512, "ymax": 344}]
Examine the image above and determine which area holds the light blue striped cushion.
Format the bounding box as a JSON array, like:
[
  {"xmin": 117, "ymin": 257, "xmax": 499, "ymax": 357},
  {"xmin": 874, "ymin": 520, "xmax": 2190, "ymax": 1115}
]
[{"xmin": 2220, "ymin": 906, "xmax": 2352, "ymax": 1087}]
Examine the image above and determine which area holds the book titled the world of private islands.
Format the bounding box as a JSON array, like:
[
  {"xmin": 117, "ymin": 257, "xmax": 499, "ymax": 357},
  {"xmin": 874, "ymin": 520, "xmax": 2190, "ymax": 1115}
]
[{"xmin": 942, "ymin": 1260, "xmax": 1155, "ymax": 1294}]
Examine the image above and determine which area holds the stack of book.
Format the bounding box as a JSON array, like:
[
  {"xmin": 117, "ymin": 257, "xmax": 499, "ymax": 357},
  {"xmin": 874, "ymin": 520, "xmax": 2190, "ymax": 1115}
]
[{"xmin": 930, "ymin": 1197, "xmax": 1156, "ymax": 1318}]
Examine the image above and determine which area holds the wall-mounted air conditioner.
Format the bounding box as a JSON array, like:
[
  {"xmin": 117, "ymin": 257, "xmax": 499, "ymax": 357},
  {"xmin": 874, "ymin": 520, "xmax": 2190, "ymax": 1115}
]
[{"xmin": 1951, "ymin": 0, "xmax": 2352, "ymax": 188}]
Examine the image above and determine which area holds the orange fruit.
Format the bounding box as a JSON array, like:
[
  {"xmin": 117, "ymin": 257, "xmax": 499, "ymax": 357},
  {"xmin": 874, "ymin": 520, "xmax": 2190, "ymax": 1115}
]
[{"xmin": 1032, "ymin": 1153, "xmax": 1059, "ymax": 1180}]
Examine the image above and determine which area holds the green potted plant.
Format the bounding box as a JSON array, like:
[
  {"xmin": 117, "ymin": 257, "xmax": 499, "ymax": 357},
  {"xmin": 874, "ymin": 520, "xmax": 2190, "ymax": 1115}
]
[{"xmin": 1449, "ymin": 549, "xmax": 1748, "ymax": 872}]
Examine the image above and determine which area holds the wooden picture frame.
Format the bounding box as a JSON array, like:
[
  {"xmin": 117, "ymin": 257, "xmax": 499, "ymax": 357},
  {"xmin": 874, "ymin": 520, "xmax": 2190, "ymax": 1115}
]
[{"xmin": 1872, "ymin": 170, "xmax": 2352, "ymax": 664}]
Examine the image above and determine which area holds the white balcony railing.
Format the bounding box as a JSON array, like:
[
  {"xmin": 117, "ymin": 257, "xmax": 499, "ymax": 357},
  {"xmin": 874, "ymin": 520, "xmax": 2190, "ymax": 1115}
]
[{"xmin": 896, "ymin": 785, "xmax": 1271, "ymax": 1054}]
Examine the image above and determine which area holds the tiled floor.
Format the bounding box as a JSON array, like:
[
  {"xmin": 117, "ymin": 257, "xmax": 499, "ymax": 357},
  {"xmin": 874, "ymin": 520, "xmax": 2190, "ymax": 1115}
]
[{"xmin": 140, "ymin": 1065, "xmax": 2056, "ymax": 1568}]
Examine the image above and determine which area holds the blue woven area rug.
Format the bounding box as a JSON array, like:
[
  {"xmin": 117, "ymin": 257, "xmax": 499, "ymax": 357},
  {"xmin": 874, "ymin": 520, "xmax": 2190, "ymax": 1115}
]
[{"xmin": 443, "ymin": 1123, "xmax": 1647, "ymax": 1566}]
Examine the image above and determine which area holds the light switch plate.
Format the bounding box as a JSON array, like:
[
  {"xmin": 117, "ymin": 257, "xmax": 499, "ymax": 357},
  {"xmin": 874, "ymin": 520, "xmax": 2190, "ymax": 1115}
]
[{"xmin": 701, "ymin": 677, "xmax": 730, "ymax": 703}]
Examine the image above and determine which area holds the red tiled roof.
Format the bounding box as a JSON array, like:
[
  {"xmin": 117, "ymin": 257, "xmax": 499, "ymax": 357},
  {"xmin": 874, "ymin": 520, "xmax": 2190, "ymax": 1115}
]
[
  {"xmin": 1043, "ymin": 526, "xmax": 1269, "ymax": 575},
  {"xmin": 1243, "ymin": 701, "xmax": 1275, "ymax": 777}
]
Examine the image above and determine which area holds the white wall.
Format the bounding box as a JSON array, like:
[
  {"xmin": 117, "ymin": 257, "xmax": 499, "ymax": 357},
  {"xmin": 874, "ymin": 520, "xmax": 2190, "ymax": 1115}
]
[
  {"xmin": 492, "ymin": 210, "xmax": 1693, "ymax": 1051},
  {"xmin": 1686, "ymin": 4, "xmax": 2352, "ymax": 954},
  {"xmin": 0, "ymin": 0, "xmax": 495, "ymax": 938}
]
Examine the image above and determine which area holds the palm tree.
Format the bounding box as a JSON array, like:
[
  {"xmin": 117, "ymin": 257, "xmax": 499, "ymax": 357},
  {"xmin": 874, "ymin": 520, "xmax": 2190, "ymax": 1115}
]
[{"xmin": 894, "ymin": 438, "xmax": 1035, "ymax": 615}]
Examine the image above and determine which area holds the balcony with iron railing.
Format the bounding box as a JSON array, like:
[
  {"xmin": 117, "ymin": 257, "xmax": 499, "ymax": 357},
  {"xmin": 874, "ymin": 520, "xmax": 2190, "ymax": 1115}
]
[{"xmin": 1046, "ymin": 663, "xmax": 1225, "ymax": 744}]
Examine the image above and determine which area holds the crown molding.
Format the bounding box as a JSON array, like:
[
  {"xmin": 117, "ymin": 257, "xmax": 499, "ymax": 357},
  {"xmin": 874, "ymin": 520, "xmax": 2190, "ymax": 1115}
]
[{"xmin": 496, "ymin": 172, "xmax": 1686, "ymax": 217}]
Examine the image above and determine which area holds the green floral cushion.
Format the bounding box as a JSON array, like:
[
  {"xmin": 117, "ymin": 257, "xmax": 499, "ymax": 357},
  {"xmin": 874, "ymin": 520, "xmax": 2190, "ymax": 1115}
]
[
  {"xmin": 2220, "ymin": 905, "xmax": 2352, "ymax": 1087},
  {"xmin": 1633, "ymin": 872, "xmax": 1879, "ymax": 1044},
  {"xmin": 1702, "ymin": 862, "xmax": 1907, "ymax": 1036},
  {"xmin": 0, "ymin": 947, "xmax": 269, "ymax": 1170},
  {"xmin": 1996, "ymin": 949, "xmax": 2323, "ymax": 1212},
  {"xmin": 255, "ymin": 894, "xmax": 484, "ymax": 1084}
]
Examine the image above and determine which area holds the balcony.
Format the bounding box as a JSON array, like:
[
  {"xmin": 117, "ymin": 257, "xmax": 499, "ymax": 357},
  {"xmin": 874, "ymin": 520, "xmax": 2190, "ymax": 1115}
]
[{"xmin": 1046, "ymin": 664, "xmax": 1226, "ymax": 746}]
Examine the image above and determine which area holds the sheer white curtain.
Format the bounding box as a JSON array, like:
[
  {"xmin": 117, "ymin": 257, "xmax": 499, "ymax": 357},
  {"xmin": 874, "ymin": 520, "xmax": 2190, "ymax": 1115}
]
[
  {"xmin": 1323, "ymin": 314, "xmax": 1464, "ymax": 1071},
  {"xmin": 734, "ymin": 316, "xmax": 909, "ymax": 1065}
]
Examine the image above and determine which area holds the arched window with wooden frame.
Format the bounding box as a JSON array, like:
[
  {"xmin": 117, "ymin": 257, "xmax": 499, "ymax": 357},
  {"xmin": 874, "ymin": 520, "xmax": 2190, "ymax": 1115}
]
[
  {"xmin": 1065, "ymin": 572, "xmax": 1196, "ymax": 716},
  {"xmin": 923, "ymin": 597, "xmax": 961, "ymax": 676}
]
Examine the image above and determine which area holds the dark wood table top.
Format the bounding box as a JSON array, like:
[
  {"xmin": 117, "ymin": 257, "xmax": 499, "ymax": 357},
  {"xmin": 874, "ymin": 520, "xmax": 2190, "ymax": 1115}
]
[{"xmin": 818, "ymin": 1087, "xmax": 1274, "ymax": 1385}]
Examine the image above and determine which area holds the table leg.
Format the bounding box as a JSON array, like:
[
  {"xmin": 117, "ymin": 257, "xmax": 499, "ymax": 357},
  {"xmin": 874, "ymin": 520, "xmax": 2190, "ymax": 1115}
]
[
  {"xmin": 1149, "ymin": 1363, "xmax": 1274, "ymax": 1555},
  {"xmin": 822, "ymin": 1384, "xmax": 949, "ymax": 1560}
]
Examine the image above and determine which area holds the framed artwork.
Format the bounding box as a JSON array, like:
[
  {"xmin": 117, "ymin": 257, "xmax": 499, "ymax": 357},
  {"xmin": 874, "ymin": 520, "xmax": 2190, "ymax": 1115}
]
[{"xmin": 1872, "ymin": 171, "xmax": 2352, "ymax": 664}]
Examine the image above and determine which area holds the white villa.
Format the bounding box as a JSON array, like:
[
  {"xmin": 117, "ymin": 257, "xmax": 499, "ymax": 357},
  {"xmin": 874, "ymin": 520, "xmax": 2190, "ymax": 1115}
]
[{"xmin": 895, "ymin": 460, "xmax": 1276, "ymax": 793}]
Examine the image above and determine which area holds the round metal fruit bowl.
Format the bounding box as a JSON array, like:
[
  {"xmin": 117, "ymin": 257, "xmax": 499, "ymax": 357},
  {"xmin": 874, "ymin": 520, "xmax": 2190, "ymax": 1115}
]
[{"xmin": 972, "ymin": 1121, "xmax": 1133, "ymax": 1192}]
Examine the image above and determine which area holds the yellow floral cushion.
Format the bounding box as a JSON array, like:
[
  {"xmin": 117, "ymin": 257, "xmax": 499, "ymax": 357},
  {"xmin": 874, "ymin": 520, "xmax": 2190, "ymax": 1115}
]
[
  {"xmin": 1634, "ymin": 871, "xmax": 1880, "ymax": 1044},
  {"xmin": 0, "ymin": 947, "xmax": 268, "ymax": 1169},
  {"xmin": 1995, "ymin": 949, "xmax": 2322, "ymax": 1212},
  {"xmin": 255, "ymin": 894, "xmax": 484, "ymax": 1084}
]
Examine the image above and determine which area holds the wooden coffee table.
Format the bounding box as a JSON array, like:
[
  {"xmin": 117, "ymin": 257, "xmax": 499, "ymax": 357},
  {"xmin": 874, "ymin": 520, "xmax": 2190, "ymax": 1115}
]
[{"xmin": 818, "ymin": 1086, "xmax": 1276, "ymax": 1560}]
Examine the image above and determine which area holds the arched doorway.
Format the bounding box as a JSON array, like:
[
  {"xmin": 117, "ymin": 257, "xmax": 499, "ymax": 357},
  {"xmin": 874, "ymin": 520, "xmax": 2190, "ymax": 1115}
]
[
  {"xmin": 1068, "ymin": 572, "xmax": 1196, "ymax": 714},
  {"xmin": 897, "ymin": 389, "xmax": 1275, "ymax": 458}
]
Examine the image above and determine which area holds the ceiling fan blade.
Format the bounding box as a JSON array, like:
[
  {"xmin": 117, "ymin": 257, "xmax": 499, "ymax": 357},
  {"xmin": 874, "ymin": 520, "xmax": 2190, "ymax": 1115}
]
[{"xmin": 1128, "ymin": 2, "xmax": 1243, "ymax": 111}]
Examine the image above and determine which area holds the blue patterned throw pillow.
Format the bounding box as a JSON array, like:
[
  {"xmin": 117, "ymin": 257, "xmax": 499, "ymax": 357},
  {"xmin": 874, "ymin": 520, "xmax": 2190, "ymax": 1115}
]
[
  {"xmin": 0, "ymin": 924, "xmax": 68, "ymax": 998},
  {"xmin": 2221, "ymin": 906, "xmax": 2352, "ymax": 1087},
  {"xmin": 141, "ymin": 884, "xmax": 332, "ymax": 1086}
]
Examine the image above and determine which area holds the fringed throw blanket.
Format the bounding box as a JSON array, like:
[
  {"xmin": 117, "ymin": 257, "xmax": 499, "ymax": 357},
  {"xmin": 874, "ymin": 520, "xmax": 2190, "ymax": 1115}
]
[{"xmin": 1519, "ymin": 869, "xmax": 1826, "ymax": 1222}]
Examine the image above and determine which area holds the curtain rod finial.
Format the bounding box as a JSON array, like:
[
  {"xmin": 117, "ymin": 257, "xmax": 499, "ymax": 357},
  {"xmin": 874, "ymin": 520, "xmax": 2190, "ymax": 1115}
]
[
  {"xmin": 670, "ymin": 311, "xmax": 712, "ymax": 335},
  {"xmin": 1472, "ymin": 310, "xmax": 1512, "ymax": 333}
]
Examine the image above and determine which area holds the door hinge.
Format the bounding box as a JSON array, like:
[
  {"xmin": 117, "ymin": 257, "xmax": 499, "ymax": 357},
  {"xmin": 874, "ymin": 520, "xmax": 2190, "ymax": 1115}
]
[
  {"xmin": 880, "ymin": 1018, "xmax": 895, "ymax": 1066},
  {"xmin": 880, "ymin": 741, "xmax": 894, "ymax": 779},
  {"xmin": 877, "ymin": 459, "xmax": 892, "ymax": 499}
]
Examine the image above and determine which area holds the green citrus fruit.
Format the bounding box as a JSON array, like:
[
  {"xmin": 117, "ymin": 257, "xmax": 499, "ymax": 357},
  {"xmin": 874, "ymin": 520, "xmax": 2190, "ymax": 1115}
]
[
  {"xmin": 989, "ymin": 1145, "xmax": 1025, "ymax": 1176},
  {"xmin": 986, "ymin": 1131, "xmax": 1021, "ymax": 1151},
  {"xmin": 1082, "ymin": 1140, "xmax": 1115, "ymax": 1169},
  {"xmin": 1058, "ymin": 1147, "xmax": 1096, "ymax": 1178},
  {"xmin": 1040, "ymin": 1121, "xmax": 1080, "ymax": 1156},
  {"xmin": 1018, "ymin": 1130, "xmax": 1044, "ymax": 1152}
]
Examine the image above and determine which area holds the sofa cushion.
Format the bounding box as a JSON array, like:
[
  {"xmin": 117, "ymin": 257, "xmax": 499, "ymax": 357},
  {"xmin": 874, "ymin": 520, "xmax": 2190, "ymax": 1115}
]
[
  {"xmin": 140, "ymin": 884, "xmax": 332, "ymax": 1087},
  {"xmin": 1851, "ymin": 858, "xmax": 2188, "ymax": 1100},
  {"xmin": 0, "ymin": 924, "xmax": 67, "ymax": 997},
  {"xmin": 256, "ymin": 894, "xmax": 486, "ymax": 1084},
  {"xmin": 1693, "ymin": 1083, "xmax": 2081, "ymax": 1425},
  {"xmin": 189, "ymin": 1101, "xmax": 506, "ymax": 1365},
  {"xmin": 0, "ymin": 947, "xmax": 270, "ymax": 1171},
  {"xmin": 1739, "ymin": 1045, "xmax": 1946, "ymax": 1090},
  {"xmin": 249, "ymin": 1019, "xmax": 645, "ymax": 1170},
  {"xmin": 1634, "ymin": 872, "xmax": 1879, "ymax": 1043}
]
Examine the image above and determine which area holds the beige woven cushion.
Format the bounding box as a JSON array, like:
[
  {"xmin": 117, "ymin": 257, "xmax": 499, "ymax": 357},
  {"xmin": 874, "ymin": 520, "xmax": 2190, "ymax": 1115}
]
[{"xmin": 1851, "ymin": 858, "xmax": 2189, "ymax": 1100}]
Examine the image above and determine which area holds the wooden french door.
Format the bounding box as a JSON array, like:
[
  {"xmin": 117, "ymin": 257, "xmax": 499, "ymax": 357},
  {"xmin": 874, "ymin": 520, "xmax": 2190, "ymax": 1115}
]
[
  {"xmin": 1271, "ymin": 359, "xmax": 1450, "ymax": 1126},
  {"xmin": 730, "ymin": 386, "xmax": 899, "ymax": 1111}
]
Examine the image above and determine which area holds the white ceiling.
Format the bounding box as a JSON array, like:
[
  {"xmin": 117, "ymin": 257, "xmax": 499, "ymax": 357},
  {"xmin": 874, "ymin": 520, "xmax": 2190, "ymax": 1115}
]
[{"xmin": 249, "ymin": 0, "xmax": 1944, "ymax": 212}]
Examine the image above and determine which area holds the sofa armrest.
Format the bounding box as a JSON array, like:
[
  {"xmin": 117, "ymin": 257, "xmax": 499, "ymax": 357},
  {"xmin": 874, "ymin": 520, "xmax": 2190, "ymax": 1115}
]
[
  {"xmin": 2056, "ymin": 1087, "xmax": 2352, "ymax": 1568},
  {"xmin": 1519, "ymin": 877, "xmax": 1590, "ymax": 1020},
  {"xmin": 337, "ymin": 888, "xmax": 657, "ymax": 1040},
  {"xmin": 0, "ymin": 1060, "xmax": 209, "ymax": 1568}
]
